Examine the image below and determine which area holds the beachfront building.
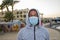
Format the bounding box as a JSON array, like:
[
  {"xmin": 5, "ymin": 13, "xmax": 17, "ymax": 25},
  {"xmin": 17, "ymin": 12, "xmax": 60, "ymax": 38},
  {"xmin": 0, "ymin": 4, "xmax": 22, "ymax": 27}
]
[
  {"xmin": 0, "ymin": 8, "xmax": 29, "ymax": 22},
  {"xmin": 13, "ymin": 8, "xmax": 29, "ymax": 22}
]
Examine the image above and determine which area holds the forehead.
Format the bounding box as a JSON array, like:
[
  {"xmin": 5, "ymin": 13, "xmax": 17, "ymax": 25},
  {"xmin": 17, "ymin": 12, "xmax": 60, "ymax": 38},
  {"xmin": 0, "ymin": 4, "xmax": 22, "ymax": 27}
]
[
  {"xmin": 29, "ymin": 10, "xmax": 38, "ymax": 17},
  {"xmin": 30, "ymin": 11, "xmax": 37, "ymax": 15}
]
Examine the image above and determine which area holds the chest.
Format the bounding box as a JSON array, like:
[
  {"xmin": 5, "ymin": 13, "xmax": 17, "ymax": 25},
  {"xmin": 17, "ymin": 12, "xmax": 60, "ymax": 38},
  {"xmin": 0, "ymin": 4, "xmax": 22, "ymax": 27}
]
[{"xmin": 22, "ymin": 29, "xmax": 46, "ymax": 40}]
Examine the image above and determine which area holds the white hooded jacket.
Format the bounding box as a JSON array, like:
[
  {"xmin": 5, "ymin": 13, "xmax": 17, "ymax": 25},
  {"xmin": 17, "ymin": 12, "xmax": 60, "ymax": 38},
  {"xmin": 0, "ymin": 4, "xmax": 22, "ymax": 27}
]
[{"xmin": 17, "ymin": 9, "xmax": 49, "ymax": 40}]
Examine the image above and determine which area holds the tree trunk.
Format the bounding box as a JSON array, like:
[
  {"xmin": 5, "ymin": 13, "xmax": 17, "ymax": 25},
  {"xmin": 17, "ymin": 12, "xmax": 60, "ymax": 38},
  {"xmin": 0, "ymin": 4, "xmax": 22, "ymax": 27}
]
[
  {"xmin": 12, "ymin": 4, "xmax": 13, "ymax": 22},
  {"xmin": 1, "ymin": 9, "xmax": 3, "ymax": 15},
  {"xmin": 6, "ymin": 5, "xmax": 9, "ymax": 12}
]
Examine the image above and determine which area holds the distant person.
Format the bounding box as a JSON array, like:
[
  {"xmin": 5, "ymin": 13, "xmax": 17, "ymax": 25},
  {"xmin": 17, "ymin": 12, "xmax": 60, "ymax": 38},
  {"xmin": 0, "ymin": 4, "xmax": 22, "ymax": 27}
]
[
  {"xmin": 17, "ymin": 9, "xmax": 49, "ymax": 40},
  {"xmin": 49, "ymin": 19, "xmax": 52, "ymax": 28}
]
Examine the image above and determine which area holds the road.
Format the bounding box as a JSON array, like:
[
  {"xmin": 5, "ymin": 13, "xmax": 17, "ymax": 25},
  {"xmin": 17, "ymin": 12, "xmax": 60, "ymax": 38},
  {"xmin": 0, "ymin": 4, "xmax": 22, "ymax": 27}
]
[
  {"xmin": 0, "ymin": 28, "xmax": 60, "ymax": 40},
  {"xmin": 47, "ymin": 28, "xmax": 60, "ymax": 40}
]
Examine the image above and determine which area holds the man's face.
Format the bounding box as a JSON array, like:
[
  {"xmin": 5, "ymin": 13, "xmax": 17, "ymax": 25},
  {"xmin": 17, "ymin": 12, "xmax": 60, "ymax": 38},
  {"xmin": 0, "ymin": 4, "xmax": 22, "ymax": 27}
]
[
  {"xmin": 29, "ymin": 10, "xmax": 39, "ymax": 25},
  {"xmin": 29, "ymin": 11, "xmax": 38, "ymax": 17}
]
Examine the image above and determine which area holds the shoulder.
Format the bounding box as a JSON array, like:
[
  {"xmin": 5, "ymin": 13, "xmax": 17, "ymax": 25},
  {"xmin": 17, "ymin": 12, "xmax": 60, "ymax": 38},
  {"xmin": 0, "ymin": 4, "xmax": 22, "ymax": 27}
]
[
  {"xmin": 40, "ymin": 27, "xmax": 49, "ymax": 38},
  {"xmin": 40, "ymin": 27, "xmax": 49, "ymax": 34},
  {"xmin": 18, "ymin": 27, "xmax": 27, "ymax": 34}
]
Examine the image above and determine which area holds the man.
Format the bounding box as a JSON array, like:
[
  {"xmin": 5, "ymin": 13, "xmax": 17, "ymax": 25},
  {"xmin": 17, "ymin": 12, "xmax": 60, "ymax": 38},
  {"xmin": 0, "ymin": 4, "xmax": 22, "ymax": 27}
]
[{"xmin": 17, "ymin": 9, "xmax": 49, "ymax": 40}]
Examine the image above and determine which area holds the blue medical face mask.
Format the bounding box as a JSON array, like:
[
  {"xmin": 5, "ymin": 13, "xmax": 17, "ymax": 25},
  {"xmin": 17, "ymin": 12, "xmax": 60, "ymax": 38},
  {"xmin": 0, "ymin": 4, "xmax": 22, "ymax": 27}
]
[{"xmin": 29, "ymin": 16, "xmax": 38, "ymax": 26}]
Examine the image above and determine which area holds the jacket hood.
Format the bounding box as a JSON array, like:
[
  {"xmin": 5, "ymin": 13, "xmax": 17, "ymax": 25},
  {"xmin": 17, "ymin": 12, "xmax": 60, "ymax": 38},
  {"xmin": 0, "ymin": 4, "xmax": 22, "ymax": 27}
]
[{"xmin": 25, "ymin": 9, "xmax": 42, "ymax": 28}]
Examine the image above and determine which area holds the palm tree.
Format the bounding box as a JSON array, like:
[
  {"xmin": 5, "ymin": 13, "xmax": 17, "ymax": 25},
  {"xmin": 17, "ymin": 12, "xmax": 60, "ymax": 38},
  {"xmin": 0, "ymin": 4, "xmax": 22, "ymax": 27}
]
[
  {"xmin": 2, "ymin": 0, "xmax": 19, "ymax": 12},
  {"xmin": 9, "ymin": 0, "xmax": 19, "ymax": 14},
  {"xmin": 0, "ymin": 5, "xmax": 4, "ymax": 14},
  {"xmin": 2, "ymin": 0, "xmax": 10, "ymax": 12},
  {"xmin": 8, "ymin": 0, "xmax": 19, "ymax": 21},
  {"xmin": 4, "ymin": 11, "xmax": 14, "ymax": 22},
  {"xmin": 2, "ymin": 0, "xmax": 19, "ymax": 21}
]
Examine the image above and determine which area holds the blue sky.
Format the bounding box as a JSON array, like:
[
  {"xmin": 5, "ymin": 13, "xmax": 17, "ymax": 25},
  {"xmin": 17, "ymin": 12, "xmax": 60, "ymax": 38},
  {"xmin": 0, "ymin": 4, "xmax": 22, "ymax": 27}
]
[{"xmin": 0, "ymin": 0, "xmax": 60, "ymax": 18}]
